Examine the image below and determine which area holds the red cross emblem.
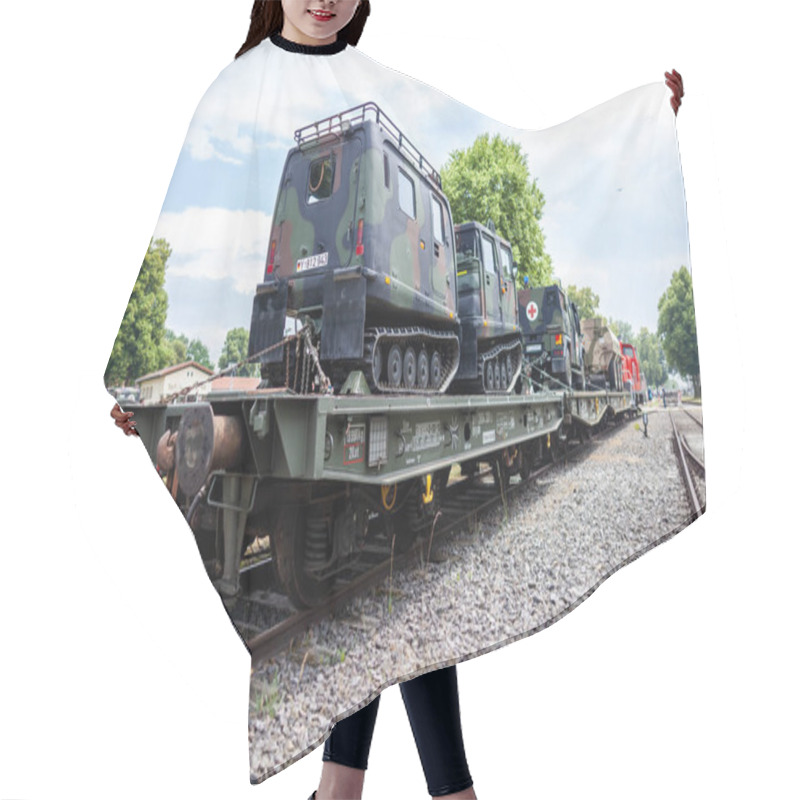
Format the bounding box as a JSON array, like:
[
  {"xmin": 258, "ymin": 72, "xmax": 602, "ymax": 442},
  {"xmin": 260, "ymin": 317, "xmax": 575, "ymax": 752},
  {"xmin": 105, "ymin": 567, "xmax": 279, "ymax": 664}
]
[{"xmin": 526, "ymin": 301, "xmax": 539, "ymax": 321}]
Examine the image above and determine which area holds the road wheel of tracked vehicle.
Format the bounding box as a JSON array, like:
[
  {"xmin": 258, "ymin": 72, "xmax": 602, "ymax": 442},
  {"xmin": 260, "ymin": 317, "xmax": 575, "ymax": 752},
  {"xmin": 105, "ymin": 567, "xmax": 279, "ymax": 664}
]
[
  {"xmin": 500, "ymin": 361, "xmax": 508, "ymax": 390},
  {"xmin": 372, "ymin": 343, "xmax": 383, "ymax": 385},
  {"xmin": 430, "ymin": 350, "xmax": 443, "ymax": 390},
  {"xmin": 403, "ymin": 346, "xmax": 417, "ymax": 389},
  {"xmin": 494, "ymin": 360, "xmax": 502, "ymax": 391},
  {"xmin": 485, "ymin": 359, "xmax": 495, "ymax": 391},
  {"xmin": 387, "ymin": 344, "xmax": 403, "ymax": 389},
  {"xmin": 417, "ymin": 350, "xmax": 430, "ymax": 391},
  {"xmin": 271, "ymin": 504, "xmax": 334, "ymax": 609}
]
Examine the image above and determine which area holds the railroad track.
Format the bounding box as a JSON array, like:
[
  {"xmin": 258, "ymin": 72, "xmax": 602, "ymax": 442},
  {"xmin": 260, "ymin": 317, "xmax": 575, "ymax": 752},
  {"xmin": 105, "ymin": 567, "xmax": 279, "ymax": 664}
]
[
  {"xmin": 669, "ymin": 409, "xmax": 705, "ymax": 520},
  {"xmin": 238, "ymin": 415, "xmax": 630, "ymax": 666},
  {"xmin": 682, "ymin": 406, "xmax": 704, "ymax": 430}
]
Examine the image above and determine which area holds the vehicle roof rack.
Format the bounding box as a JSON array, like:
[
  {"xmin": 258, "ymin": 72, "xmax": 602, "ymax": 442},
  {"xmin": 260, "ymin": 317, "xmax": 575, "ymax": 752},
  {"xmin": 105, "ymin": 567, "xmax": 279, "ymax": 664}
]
[{"xmin": 294, "ymin": 101, "xmax": 442, "ymax": 188}]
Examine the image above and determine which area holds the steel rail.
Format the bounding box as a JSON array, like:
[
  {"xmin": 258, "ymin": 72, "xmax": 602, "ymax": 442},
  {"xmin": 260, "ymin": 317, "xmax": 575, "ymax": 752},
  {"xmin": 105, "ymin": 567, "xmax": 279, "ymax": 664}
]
[
  {"xmin": 682, "ymin": 407, "xmax": 704, "ymax": 429},
  {"xmin": 669, "ymin": 411, "xmax": 703, "ymax": 520}
]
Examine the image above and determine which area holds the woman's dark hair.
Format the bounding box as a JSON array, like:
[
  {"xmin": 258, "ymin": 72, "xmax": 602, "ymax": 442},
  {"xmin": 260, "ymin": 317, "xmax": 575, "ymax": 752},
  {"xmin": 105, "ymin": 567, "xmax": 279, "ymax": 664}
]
[{"xmin": 236, "ymin": 1, "xmax": 371, "ymax": 58}]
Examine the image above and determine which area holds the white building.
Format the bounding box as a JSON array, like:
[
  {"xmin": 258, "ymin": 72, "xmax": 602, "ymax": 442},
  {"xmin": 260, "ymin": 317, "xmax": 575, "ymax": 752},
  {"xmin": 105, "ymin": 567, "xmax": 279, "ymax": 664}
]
[{"xmin": 136, "ymin": 361, "xmax": 214, "ymax": 404}]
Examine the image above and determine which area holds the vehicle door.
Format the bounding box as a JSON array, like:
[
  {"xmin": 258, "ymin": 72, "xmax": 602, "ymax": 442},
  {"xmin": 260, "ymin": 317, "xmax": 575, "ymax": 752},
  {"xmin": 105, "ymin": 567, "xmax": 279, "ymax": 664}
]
[
  {"xmin": 481, "ymin": 232, "xmax": 501, "ymax": 324},
  {"xmin": 273, "ymin": 132, "xmax": 364, "ymax": 278},
  {"xmin": 455, "ymin": 226, "xmax": 482, "ymax": 321},
  {"xmin": 498, "ymin": 242, "xmax": 517, "ymax": 331}
]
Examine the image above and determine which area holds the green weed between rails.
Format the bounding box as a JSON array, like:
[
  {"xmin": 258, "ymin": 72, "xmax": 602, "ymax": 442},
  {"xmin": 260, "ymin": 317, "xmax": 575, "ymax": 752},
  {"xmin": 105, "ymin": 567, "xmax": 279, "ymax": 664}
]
[{"xmin": 251, "ymin": 670, "xmax": 283, "ymax": 719}]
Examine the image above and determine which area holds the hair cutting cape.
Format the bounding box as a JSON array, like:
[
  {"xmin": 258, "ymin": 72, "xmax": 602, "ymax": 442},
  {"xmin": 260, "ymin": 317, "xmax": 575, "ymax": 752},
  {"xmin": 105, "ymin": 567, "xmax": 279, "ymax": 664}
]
[{"xmin": 106, "ymin": 35, "xmax": 702, "ymax": 783}]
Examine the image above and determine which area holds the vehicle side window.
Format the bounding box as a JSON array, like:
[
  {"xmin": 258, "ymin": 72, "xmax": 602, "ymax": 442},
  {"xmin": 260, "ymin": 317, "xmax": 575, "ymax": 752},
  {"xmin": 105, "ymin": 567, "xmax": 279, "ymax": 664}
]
[
  {"xmin": 398, "ymin": 169, "xmax": 416, "ymax": 219},
  {"xmin": 307, "ymin": 153, "xmax": 337, "ymax": 205},
  {"xmin": 431, "ymin": 195, "xmax": 444, "ymax": 243},
  {"xmin": 481, "ymin": 234, "xmax": 498, "ymax": 275},
  {"xmin": 500, "ymin": 245, "xmax": 513, "ymax": 278}
]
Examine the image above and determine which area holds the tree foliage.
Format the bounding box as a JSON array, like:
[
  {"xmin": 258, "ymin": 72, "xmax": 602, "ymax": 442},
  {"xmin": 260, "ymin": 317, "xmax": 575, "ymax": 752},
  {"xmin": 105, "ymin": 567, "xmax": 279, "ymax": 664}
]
[
  {"xmin": 218, "ymin": 327, "xmax": 259, "ymax": 377},
  {"xmin": 105, "ymin": 238, "xmax": 171, "ymax": 387},
  {"xmin": 607, "ymin": 317, "xmax": 634, "ymax": 344},
  {"xmin": 441, "ymin": 134, "xmax": 552, "ymax": 286},
  {"xmin": 657, "ymin": 265, "xmax": 701, "ymax": 396},
  {"xmin": 635, "ymin": 327, "xmax": 668, "ymax": 388},
  {"xmin": 566, "ymin": 284, "xmax": 600, "ymax": 320},
  {"xmin": 162, "ymin": 330, "xmax": 213, "ymax": 370}
]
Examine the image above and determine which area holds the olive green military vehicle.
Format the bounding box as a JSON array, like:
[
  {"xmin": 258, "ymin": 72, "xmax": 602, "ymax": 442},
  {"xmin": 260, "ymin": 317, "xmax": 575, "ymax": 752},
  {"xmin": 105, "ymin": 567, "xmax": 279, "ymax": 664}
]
[
  {"xmin": 248, "ymin": 102, "xmax": 460, "ymax": 394},
  {"xmin": 518, "ymin": 283, "xmax": 585, "ymax": 389},
  {"xmin": 452, "ymin": 221, "xmax": 522, "ymax": 393}
]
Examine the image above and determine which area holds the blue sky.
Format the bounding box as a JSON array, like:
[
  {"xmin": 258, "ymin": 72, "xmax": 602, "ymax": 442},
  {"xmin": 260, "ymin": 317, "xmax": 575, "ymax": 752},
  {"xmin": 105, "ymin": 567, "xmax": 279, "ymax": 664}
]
[{"xmin": 152, "ymin": 44, "xmax": 689, "ymax": 363}]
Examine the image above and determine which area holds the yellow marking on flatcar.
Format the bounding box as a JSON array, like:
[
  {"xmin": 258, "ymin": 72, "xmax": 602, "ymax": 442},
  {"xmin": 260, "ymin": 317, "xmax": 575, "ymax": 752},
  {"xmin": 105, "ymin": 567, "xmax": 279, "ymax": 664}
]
[
  {"xmin": 422, "ymin": 474, "xmax": 434, "ymax": 504},
  {"xmin": 381, "ymin": 484, "xmax": 398, "ymax": 511}
]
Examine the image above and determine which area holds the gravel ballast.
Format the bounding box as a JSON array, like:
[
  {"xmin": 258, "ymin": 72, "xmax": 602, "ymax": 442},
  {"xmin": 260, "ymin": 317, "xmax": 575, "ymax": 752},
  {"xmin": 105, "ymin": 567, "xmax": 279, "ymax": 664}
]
[{"xmin": 248, "ymin": 408, "xmax": 703, "ymax": 781}]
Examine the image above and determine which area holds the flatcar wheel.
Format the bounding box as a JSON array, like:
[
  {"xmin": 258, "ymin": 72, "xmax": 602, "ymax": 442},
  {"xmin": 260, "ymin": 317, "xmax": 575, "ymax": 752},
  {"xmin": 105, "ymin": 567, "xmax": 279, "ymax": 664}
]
[
  {"xmin": 270, "ymin": 504, "xmax": 333, "ymax": 609},
  {"xmin": 372, "ymin": 343, "xmax": 383, "ymax": 385},
  {"xmin": 430, "ymin": 351, "xmax": 443, "ymax": 389},
  {"xmin": 387, "ymin": 344, "xmax": 403, "ymax": 389},
  {"xmin": 417, "ymin": 350, "xmax": 430, "ymax": 390},
  {"xmin": 403, "ymin": 346, "xmax": 417, "ymax": 389}
]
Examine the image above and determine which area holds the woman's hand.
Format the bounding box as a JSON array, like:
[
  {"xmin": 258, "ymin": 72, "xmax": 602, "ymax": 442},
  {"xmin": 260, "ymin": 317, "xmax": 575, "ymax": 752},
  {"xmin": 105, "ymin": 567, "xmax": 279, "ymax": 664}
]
[
  {"xmin": 111, "ymin": 403, "xmax": 139, "ymax": 436},
  {"xmin": 665, "ymin": 69, "xmax": 684, "ymax": 115}
]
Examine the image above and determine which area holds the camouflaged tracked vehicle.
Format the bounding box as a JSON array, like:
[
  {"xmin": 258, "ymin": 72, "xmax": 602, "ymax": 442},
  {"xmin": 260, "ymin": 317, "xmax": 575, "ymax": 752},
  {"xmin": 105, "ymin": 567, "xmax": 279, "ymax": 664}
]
[
  {"xmin": 452, "ymin": 221, "xmax": 523, "ymax": 393},
  {"xmin": 518, "ymin": 283, "xmax": 585, "ymax": 389},
  {"xmin": 249, "ymin": 103, "xmax": 461, "ymax": 394}
]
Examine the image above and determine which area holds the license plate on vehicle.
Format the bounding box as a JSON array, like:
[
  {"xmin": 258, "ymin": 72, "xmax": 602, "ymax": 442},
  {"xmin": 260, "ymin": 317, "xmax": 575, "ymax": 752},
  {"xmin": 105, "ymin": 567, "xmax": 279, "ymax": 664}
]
[
  {"xmin": 296, "ymin": 252, "xmax": 328, "ymax": 271},
  {"xmin": 526, "ymin": 343, "xmax": 543, "ymax": 353}
]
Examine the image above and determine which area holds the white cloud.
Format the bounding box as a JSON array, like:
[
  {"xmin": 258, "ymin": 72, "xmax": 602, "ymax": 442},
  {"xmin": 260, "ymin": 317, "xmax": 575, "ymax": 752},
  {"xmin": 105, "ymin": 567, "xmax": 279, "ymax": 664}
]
[{"xmin": 153, "ymin": 206, "xmax": 271, "ymax": 293}]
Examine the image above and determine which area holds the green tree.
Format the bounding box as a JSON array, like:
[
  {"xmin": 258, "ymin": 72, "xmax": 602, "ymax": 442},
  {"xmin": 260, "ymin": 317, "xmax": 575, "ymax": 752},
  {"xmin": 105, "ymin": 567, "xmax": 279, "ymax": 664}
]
[
  {"xmin": 186, "ymin": 338, "xmax": 213, "ymax": 370},
  {"xmin": 218, "ymin": 327, "xmax": 259, "ymax": 377},
  {"xmin": 159, "ymin": 330, "xmax": 213, "ymax": 370},
  {"xmin": 608, "ymin": 317, "xmax": 634, "ymax": 344},
  {"xmin": 441, "ymin": 133, "xmax": 552, "ymax": 286},
  {"xmin": 161, "ymin": 329, "xmax": 188, "ymax": 365},
  {"xmin": 658, "ymin": 265, "xmax": 701, "ymax": 397},
  {"xmin": 634, "ymin": 327, "xmax": 668, "ymax": 389},
  {"xmin": 105, "ymin": 238, "xmax": 171, "ymax": 387},
  {"xmin": 566, "ymin": 285, "xmax": 600, "ymax": 320}
]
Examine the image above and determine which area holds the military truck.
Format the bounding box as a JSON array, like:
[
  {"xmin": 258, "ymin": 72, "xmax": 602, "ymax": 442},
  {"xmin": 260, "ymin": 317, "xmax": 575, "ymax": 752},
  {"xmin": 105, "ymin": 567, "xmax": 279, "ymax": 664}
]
[
  {"xmin": 581, "ymin": 318, "xmax": 623, "ymax": 390},
  {"xmin": 517, "ymin": 283, "xmax": 585, "ymax": 389},
  {"xmin": 248, "ymin": 102, "xmax": 460, "ymax": 394},
  {"xmin": 452, "ymin": 220, "xmax": 522, "ymax": 393}
]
